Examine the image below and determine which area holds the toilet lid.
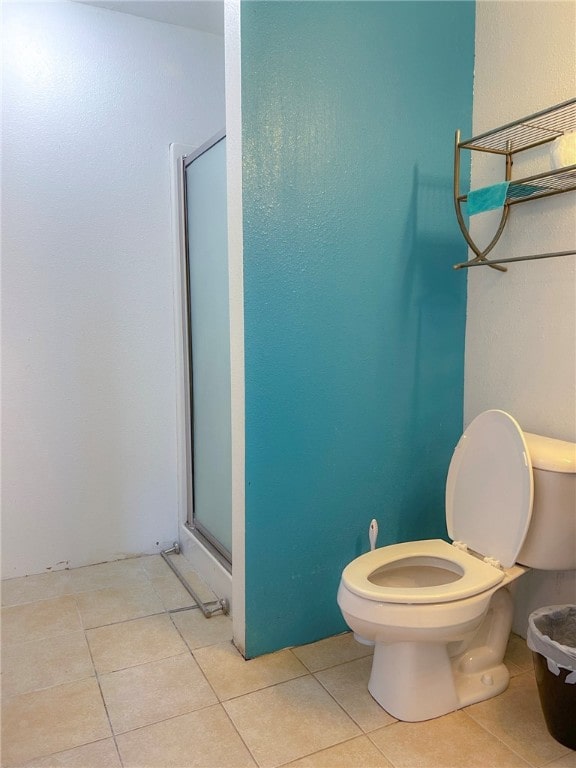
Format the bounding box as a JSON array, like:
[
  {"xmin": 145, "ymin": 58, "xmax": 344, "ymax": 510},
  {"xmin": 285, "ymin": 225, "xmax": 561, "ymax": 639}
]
[{"xmin": 446, "ymin": 410, "xmax": 534, "ymax": 568}]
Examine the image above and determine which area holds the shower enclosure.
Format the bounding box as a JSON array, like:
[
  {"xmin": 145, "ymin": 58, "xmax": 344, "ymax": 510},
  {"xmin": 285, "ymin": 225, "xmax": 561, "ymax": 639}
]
[{"xmin": 181, "ymin": 131, "xmax": 232, "ymax": 566}]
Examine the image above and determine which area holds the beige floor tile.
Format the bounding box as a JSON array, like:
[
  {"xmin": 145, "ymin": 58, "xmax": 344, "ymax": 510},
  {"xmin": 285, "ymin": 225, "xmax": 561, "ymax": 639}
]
[
  {"xmin": 116, "ymin": 704, "xmax": 257, "ymax": 767},
  {"xmin": 1, "ymin": 571, "xmax": 73, "ymax": 607},
  {"xmin": 1, "ymin": 678, "xmax": 111, "ymax": 766},
  {"xmin": 291, "ymin": 632, "xmax": 372, "ymax": 672},
  {"xmin": 75, "ymin": 583, "xmax": 164, "ymax": 628},
  {"xmin": 1, "ymin": 596, "xmax": 81, "ymax": 646},
  {"xmin": 368, "ymin": 710, "xmax": 531, "ymax": 768},
  {"xmin": 546, "ymin": 753, "xmax": 576, "ymax": 768},
  {"xmin": 99, "ymin": 652, "xmax": 218, "ymax": 733},
  {"xmin": 2, "ymin": 631, "xmax": 94, "ymax": 697},
  {"xmin": 171, "ymin": 607, "xmax": 233, "ymax": 650},
  {"xmin": 284, "ymin": 735, "xmax": 394, "ymax": 768},
  {"xmin": 505, "ymin": 633, "xmax": 534, "ymax": 674},
  {"xmin": 223, "ymin": 675, "xmax": 361, "ymax": 768},
  {"xmin": 315, "ymin": 656, "xmax": 396, "ymax": 732},
  {"xmin": 19, "ymin": 738, "xmax": 121, "ymax": 767},
  {"xmin": 139, "ymin": 554, "xmax": 174, "ymax": 579},
  {"xmin": 149, "ymin": 574, "xmax": 197, "ymax": 611},
  {"xmin": 465, "ymin": 671, "xmax": 570, "ymax": 765},
  {"xmin": 66, "ymin": 558, "xmax": 147, "ymax": 593},
  {"xmin": 140, "ymin": 552, "xmax": 195, "ymax": 577},
  {"xmin": 86, "ymin": 613, "xmax": 188, "ymax": 674},
  {"xmin": 193, "ymin": 641, "xmax": 308, "ymax": 700},
  {"xmin": 180, "ymin": 567, "xmax": 219, "ymax": 603}
]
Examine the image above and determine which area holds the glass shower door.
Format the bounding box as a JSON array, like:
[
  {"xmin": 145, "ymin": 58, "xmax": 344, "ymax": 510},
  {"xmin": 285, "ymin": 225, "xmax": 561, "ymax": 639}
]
[{"xmin": 183, "ymin": 132, "xmax": 232, "ymax": 563}]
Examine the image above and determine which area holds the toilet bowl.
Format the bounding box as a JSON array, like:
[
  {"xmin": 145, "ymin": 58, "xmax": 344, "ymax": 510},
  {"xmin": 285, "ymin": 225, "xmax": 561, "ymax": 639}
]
[{"xmin": 337, "ymin": 410, "xmax": 576, "ymax": 722}]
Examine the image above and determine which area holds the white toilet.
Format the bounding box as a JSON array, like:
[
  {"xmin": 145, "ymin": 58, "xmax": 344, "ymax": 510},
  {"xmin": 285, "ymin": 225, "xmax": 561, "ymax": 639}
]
[{"xmin": 337, "ymin": 409, "xmax": 576, "ymax": 722}]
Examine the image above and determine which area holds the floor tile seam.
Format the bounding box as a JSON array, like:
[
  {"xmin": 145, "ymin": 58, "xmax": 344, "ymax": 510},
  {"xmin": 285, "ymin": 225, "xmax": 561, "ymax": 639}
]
[
  {"xmin": 1, "ymin": 678, "xmax": 115, "ymax": 768},
  {"xmin": 1, "ymin": 593, "xmax": 72, "ymax": 609},
  {"xmin": 82, "ymin": 603, "xmax": 191, "ymax": 672},
  {"xmin": 1, "ymin": 628, "xmax": 87, "ymax": 650},
  {"xmin": 214, "ymin": 700, "xmax": 262, "ymax": 768},
  {"xmin": 1, "ymin": 670, "xmax": 98, "ymax": 703},
  {"xmin": 0, "ymin": 591, "xmax": 82, "ymax": 612},
  {"xmin": 200, "ymin": 667, "xmax": 314, "ymax": 705},
  {"xmin": 310, "ymin": 668, "xmax": 389, "ymax": 734},
  {"xmin": 167, "ymin": 610, "xmax": 224, "ymax": 702},
  {"xmin": 0, "ymin": 581, "xmax": 155, "ymax": 607},
  {"xmin": 291, "ymin": 651, "xmax": 374, "ymax": 675},
  {"xmin": 74, "ymin": 580, "xmax": 169, "ymax": 601},
  {"xmin": 1, "ymin": 737, "xmax": 122, "ymax": 768},
  {"xmin": 96, "ymin": 650, "xmax": 197, "ymax": 679},
  {"xmin": 540, "ymin": 750, "xmax": 576, "ymax": 766},
  {"xmin": 84, "ymin": 623, "xmax": 126, "ymax": 767},
  {"xmin": 274, "ymin": 734, "xmax": 352, "ymax": 768},
  {"xmin": 364, "ymin": 728, "xmax": 446, "ymax": 768},
  {"xmin": 108, "ymin": 696, "xmax": 225, "ymax": 738},
  {"xmin": 68, "ymin": 579, "xmax": 155, "ymax": 596},
  {"xmin": 285, "ymin": 646, "xmax": 318, "ymax": 673},
  {"xmin": 220, "ymin": 672, "xmax": 365, "ymax": 746},
  {"xmin": 273, "ymin": 733, "xmax": 379, "ymax": 768},
  {"xmin": 112, "ymin": 701, "xmax": 234, "ymax": 742},
  {"xmin": 81, "ymin": 608, "xmax": 170, "ymax": 632},
  {"xmin": 0, "ymin": 625, "xmax": 91, "ymax": 651},
  {"xmin": 0, "ymin": 557, "xmax": 151, "ymax": 584},
  {"xmin": 460, "ymin": 706, "xmax": 537, "ymax": 766},
  {"xmin": 147, "ymin": 574, "xmax": 199, "ymax": 612}
]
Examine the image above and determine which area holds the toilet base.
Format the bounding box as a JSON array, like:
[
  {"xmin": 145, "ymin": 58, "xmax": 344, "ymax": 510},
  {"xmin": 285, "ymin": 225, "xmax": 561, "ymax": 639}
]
[
  {"xmin": 369, "ymin": 641, "xmax": 459, "ymax": 721},
  {"xmin": 452, "ymin": 661, "xmax": 510, "ymax": 708},
  {"xmin": 368, "ymin": 641, "xmax": 511, "ymax": 721},
  {"xmin": 367, "ymin": 588, "xmax": 514, "ymax": 721}
]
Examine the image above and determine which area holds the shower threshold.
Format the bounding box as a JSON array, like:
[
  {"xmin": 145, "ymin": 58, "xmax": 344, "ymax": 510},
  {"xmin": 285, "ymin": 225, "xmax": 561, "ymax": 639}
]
[{"xmin": 161, "ymin": 543, "xmax": 229, "ymax": 618}]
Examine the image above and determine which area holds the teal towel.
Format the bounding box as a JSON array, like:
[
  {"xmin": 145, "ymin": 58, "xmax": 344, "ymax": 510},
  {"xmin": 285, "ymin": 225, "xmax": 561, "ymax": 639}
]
[{"xmin": 467, "ymin": 181, "xmax": 510, "ymax": 215}]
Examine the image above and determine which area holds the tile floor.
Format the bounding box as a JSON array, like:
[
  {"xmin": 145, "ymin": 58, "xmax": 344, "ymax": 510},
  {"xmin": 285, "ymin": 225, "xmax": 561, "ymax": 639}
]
[{"xmin": 1, "ymin": 555, "xmax": 575, "ymax": 768}]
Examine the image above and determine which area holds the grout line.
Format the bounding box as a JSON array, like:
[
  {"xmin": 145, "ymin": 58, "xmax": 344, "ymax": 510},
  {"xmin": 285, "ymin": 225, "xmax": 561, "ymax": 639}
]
[
  {"xmin": 311, "ymin": 663, "xmax": 398, "ymax": 735},
  {"xmin": 82, "ymin": 609, "xmax": 169, "ymax": 632},
  {"xmin": 84, "ymin": 618, "xmax": 125, "ymax": 767},
  {"xmin": 5, "ymin": 558, "xmax": 553, "ymax": 768},
  {"xmin": 218, "ymin": 698, "xmax": 262, "ymax": 767},
  {"xmin": 2, "ymin": 738, "xmax": 123, "ymax": 768},
  {"xmin": 274, "ymin": 733, "xmax": 385, "ymax": 768},
  {"xmin": 460, "ymin": 708, "xmax": 534, "ymax": 766}
]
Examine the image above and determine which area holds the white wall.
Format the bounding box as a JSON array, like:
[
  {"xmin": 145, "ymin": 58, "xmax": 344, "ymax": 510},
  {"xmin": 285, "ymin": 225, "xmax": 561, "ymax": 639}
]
[
  {"xmin": 1, "ymin": 1, "xmax": 225, "ymax": 578},
  {"xmin": 467, "ymin": 1, "xmax": 576, "ymax": 632},
  {"xmin": 466, "ymin": 0, "xmax": 576, "ymax": 439}
]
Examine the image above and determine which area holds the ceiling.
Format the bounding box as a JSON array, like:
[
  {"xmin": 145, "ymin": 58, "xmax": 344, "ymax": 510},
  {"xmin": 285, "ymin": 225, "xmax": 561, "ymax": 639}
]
[{"xmin": 75, "ymin": 1, "xmax": 224, "ymax": 36}]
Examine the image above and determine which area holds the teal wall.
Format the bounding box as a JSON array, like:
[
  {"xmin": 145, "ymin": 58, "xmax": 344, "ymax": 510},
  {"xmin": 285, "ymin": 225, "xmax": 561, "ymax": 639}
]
[{"xmin": 241, "ymin": 1, "xmax": 475, "ymax": 657}]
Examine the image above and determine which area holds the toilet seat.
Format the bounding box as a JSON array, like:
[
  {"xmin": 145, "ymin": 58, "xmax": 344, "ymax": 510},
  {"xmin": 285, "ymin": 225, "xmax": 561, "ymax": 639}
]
[
  {"xmin": 342, "ymin": 411, "xmax": 534, "ymax": 605},
  {"xmin": 446, "ymin": 410, "xmax": 534, "ymax": 568},
  {"xmin": 341, "ymin": 539, "xmax": 505, "ymax": 604}
]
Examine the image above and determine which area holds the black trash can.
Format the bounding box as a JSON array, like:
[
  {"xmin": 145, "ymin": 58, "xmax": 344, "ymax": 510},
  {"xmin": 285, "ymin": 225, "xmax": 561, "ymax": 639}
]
[{"xmin": 527, "ymin": 605, "xmax": 576, "ymax": 750}]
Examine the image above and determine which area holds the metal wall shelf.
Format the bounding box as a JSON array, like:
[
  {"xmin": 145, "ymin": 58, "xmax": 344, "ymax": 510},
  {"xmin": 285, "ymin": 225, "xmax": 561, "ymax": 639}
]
[{"xmin": 453, "ymin": 98, "xmax": 576, "ymax": 272}]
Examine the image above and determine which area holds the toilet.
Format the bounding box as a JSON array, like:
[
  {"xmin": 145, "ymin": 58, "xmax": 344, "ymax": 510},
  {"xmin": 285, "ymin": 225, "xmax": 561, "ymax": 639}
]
[{"xmin": 337, "ymin": 409, "xmax": 576, "ymax": 722}]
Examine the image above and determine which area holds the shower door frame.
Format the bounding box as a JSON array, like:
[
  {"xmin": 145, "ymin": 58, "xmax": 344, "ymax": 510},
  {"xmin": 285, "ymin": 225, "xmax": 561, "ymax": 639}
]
[{"xmin": 181, "ymin": 129, "xmax": 232, "ymax": 568}]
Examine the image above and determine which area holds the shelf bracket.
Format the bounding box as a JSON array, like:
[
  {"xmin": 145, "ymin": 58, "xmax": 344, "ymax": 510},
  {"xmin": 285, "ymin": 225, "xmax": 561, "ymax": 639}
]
[
  {"xmin": 453, "ymin": 130, "xmax": 509, "ymax": 272},
  {"xmin": 453, "ymin": 249, "xmax": 576, "ymax": 270},
  {"xmin": 452, "ymin": 99, "xmax": 576, "ymax": 272}
]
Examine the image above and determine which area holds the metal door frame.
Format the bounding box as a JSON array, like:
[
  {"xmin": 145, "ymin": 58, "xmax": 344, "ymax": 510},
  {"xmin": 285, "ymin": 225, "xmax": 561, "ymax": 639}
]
[{"xmin": 181, "ymin": 129, "xmax": 232, "ymax": 567}]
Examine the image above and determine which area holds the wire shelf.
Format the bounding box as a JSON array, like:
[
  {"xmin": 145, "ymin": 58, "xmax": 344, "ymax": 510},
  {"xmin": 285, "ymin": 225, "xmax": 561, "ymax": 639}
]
[
  {"xmin": 453, "ymin": 98, "xmax": 576, "ymax": 271},
  {"xmin": 459, "ymin": 98, "xmax": 576, "ymax": 155},
  {"xmin": 458, "ymin": 165, "xmax": 576, "ymax": 206},
  {"xmin": 507, "ymin": 165, "xmax": 576, "ymax": 204}
]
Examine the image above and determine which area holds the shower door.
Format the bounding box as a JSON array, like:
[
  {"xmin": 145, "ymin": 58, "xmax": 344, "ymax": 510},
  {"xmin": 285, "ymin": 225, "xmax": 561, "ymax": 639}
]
[{"xmin": 183, "ymin": 132, "xmax": 232, "ymax": 564}]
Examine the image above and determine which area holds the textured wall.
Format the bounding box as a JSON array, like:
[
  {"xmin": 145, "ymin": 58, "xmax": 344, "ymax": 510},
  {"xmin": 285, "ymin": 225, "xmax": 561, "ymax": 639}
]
[
  {"xmin": 241, "ymin": 1, "xmax": 475, "ymax": 656},
  {"xmin": 1, "ymin": 1, "xmax": 225, "ymax": 577},
  {"xmin": 467, "ymin": 1, "xmax": 576, "ymax": 633},
  {"xmin": 465, "ymin": 1, "xmax": 576, "ymax": 440}
]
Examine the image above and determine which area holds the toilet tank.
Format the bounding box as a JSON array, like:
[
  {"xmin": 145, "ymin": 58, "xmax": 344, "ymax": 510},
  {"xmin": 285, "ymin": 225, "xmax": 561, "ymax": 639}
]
[{"xmin": 516, "ymin": 432, "xmax": 576, "ymax": 570}]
